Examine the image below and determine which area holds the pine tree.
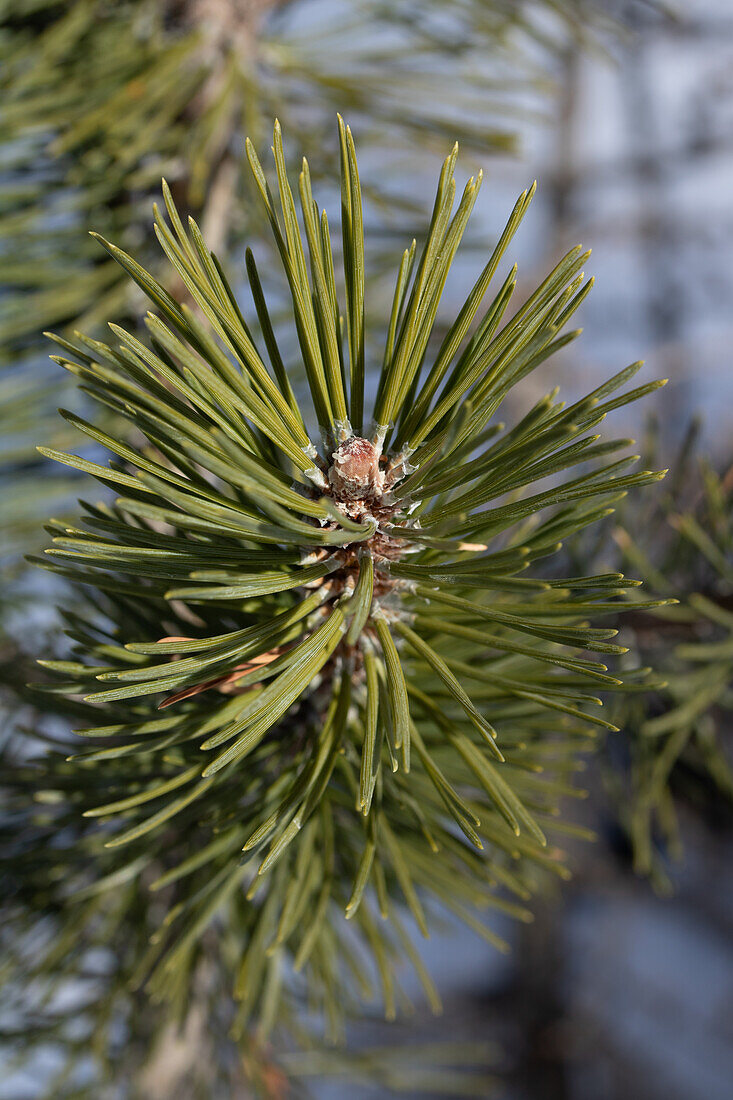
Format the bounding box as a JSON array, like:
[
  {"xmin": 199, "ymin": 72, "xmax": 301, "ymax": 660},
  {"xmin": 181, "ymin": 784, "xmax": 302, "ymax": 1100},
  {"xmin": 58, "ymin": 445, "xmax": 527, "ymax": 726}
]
[{"xmin": 2, "ymin": 119, "xmax": 674, "ymax": 1097}]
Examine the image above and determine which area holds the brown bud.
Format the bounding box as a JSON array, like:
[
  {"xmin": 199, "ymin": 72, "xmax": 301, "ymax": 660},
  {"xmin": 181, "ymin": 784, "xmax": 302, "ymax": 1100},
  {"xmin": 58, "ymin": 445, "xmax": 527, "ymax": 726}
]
[{"xmin": 328, "ymin": 436, "xmax": 383, "ymax": 501}]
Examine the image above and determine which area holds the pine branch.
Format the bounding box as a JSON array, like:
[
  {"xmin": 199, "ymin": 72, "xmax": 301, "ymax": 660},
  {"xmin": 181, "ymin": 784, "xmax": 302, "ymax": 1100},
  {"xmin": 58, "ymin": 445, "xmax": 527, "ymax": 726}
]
[
  {"xmin": 584, "ymin": 425, "xmax": 733, "ymax": 891},
  {"xmin": 12, "ymin": 122, "xmax": 671, "ymax": 1067}
]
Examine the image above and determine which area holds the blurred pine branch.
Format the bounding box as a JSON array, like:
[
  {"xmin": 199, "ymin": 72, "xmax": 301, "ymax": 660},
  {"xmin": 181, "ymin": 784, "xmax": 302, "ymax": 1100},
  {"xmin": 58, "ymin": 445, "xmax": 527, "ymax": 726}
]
[{"xmin": 593, "ymin": 422, "xmax": 733, "ymax": 892}]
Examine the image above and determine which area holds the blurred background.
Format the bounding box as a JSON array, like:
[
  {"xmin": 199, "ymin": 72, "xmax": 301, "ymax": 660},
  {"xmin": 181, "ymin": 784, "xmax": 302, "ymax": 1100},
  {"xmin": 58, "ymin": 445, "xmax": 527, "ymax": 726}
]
[{"xmin": 1, "ymin": 1, "xmax": 732, "ymax": 1098}]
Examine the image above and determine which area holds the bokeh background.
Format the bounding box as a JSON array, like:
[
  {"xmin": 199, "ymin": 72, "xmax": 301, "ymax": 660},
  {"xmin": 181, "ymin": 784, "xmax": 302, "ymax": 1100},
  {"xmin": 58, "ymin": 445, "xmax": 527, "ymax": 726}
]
[{"xmin": 2, "ymin": 2, "xmax": 732, "ymax": 1098}]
